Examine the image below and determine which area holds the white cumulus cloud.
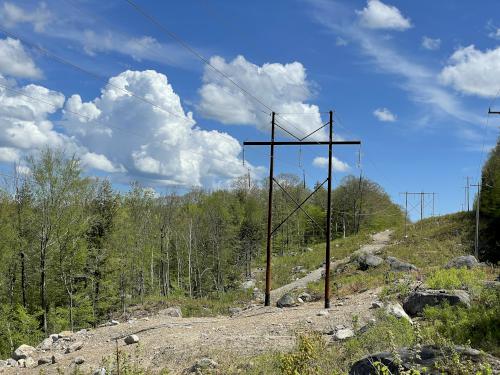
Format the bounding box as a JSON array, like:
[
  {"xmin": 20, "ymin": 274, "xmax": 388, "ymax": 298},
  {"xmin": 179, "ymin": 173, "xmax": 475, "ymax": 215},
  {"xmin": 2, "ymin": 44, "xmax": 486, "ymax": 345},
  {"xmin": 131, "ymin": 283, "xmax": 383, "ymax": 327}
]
[
  {"xmin": 356, "ymin": 0, "xmax": 411, "ymax": 31},
  {"xmin": 439, "ymin": 45, "xmax": 500, "ymax": 98},
  {"xmin": 198, "ymin": 55, "xmax": 326, "ymax": 140},
  {"xmin": 312, "ymin": 156, "xmax": 350, "ymax": 172},
  {"xmin": 422, "ymin": 37, "xmax": 441, "ymax": 51},
  {"xmin": 0, "ymin": 37, "xmax": 42, "ymax": 79},
  {"xmin": 373, "ymin": 107, "xmax": 396, "ymax": 122},
  {"xmin": 63, "ymin": 70, "xmax": 256, "ymax": 186}
]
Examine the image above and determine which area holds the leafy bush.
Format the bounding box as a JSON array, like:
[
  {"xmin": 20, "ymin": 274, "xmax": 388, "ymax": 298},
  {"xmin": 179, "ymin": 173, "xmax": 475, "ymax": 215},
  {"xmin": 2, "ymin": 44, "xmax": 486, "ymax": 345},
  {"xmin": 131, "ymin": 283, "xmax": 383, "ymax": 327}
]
[
  {"xmin": 423, "ymin": 288, "xmax": 500, "ymax": 356},
  {"xmin": 279, "ymin": 333, "xmax": 326, "ymax": 375},
  {"xmin": 0, "ymin": 304, "xmax": 44, "ymax": 358},
  {"xmin": 426, "ymin": 267, "xmax": 486, "ymax": 293}
]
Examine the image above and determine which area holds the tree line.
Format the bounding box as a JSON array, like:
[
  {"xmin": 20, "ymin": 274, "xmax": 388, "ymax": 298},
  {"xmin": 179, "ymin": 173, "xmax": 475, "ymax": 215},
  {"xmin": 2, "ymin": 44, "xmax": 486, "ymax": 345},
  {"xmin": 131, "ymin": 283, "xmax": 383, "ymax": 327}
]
[{"xmin": 0, "ymin": 148, "xmax": 402, "ymax": 357}]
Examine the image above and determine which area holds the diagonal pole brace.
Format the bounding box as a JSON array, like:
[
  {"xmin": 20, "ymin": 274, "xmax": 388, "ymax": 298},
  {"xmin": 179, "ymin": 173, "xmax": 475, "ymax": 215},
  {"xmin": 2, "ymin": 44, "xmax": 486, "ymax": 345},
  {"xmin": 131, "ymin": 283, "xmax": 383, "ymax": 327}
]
[
  {"xmin": 271, "ymin": 178, "xmax": 328, "ymax": 236},
  {"xmin": 273, "ymin": 177, "xmax": 323, "ymax": 232}
]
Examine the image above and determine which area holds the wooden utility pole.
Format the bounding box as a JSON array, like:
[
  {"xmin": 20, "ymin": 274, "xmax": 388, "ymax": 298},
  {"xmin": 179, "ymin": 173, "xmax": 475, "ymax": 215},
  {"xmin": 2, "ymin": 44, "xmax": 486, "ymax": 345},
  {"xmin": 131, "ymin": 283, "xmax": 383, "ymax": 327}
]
[
  {"xmin": 471, "ymin": 182, "xmax": 481, "ymax": 259},
  {"xmin": 244, "ymin": 111, "xmax": 361, "ymax": 308}
]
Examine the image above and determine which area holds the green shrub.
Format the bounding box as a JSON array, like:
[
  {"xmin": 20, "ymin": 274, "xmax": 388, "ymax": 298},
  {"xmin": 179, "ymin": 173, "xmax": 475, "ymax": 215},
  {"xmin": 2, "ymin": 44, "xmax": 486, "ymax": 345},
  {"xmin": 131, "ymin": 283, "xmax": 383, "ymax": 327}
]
[
  {"xmin": 0, "ymin": 304, "xmax": 44, "ymax": 358},
  {"xmin": 426, "ymin": 267, "xmax": 486, "ymax": 294},
  {"xmin": 279, "ymin": 332, "xmax": 326, "ymax": 375},
  {"xmin": 423, "ymin": 288, "xmax": 500, "ymax": 356}
]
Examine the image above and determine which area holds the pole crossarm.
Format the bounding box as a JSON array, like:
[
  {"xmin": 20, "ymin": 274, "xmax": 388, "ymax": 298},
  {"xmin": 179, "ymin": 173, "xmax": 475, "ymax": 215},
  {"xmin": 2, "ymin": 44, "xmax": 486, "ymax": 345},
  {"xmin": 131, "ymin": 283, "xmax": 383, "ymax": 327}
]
[
  {"xmin": 244, "ymin": 141, "xmax": 361, "ymax": 146},
  {"xmin": 271, "ymin": 177, "xmax": 327, "ymax": 236}
]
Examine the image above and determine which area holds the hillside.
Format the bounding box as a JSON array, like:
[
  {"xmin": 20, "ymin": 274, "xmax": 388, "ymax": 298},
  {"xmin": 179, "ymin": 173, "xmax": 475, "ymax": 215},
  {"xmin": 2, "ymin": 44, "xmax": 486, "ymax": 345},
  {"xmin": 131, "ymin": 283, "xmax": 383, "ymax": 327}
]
[{"xmin": 1, "ymin": 212, "xmax": 498, "ymax": 374}]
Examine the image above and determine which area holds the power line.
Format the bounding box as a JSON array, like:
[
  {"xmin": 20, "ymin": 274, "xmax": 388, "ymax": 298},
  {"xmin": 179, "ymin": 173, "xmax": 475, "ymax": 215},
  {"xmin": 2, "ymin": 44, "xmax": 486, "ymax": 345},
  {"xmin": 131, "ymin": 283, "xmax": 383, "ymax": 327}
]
[
  {"xmin": 0, "ymin": 27, "xmax": 186, "ymax": 121},
  {"xmin": 124, "ymin": 0, "xmax": 273, "ymax": 116}
]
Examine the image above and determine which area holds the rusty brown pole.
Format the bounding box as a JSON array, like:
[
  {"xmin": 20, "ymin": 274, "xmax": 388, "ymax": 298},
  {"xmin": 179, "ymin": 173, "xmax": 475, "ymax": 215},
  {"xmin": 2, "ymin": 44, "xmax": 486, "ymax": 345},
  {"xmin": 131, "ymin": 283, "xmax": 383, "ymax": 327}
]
[
  {"xmin": 325, "ymin": 110, "xmax": 333, "ymax": 308},
  {"xmin": 264, "ymin": 112, "xmax": 276, "ymax": 306}
]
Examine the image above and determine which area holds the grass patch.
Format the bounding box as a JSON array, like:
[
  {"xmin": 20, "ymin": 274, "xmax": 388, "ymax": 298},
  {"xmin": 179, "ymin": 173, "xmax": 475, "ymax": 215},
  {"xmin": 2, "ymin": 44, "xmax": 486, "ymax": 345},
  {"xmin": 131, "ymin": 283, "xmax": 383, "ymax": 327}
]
[{"xmin": 426, "ymin": 267, "xmax": 486, "ymax": 293}]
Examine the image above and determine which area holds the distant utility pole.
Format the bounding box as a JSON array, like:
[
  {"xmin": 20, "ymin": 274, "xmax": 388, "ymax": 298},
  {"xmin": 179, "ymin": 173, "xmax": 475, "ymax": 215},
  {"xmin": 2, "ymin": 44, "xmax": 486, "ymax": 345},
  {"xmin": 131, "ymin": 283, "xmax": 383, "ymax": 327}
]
[
  {"xmin": 464, "ymin": 176, "xmax": 472, "ymax": 212},
  {"xmin": 244, "ymin": 111, "xmax": 361, "ymax": 308},
  {"xmin": 400, "ymin": 191, "xmax": 435, "ymax": 235},
  {"xmin": 470, "ymin": 182, "xmax": 481, "ymax": 259}
]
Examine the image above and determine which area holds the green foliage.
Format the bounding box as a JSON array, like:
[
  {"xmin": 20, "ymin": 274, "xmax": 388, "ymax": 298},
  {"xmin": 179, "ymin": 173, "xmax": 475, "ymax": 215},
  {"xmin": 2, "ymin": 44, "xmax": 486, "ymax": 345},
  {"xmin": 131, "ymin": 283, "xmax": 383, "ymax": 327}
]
[
  {"xmin": 479, "ymin": 136, "xmax": 500, "ymax": 263},
  {"xmin": 426, "ymin": 267, "xmax": 486, "ymax": 293},
  {"xmin": 423, "ymin": 288, "xmax": 500, "ymax": 356},
  {"xmin": 279, "ymin": 333, "xmax": 326, "ymax": 375},
  {"xmin": 0, "ymin": 304, "xmax": 43, "ymax": 358}
]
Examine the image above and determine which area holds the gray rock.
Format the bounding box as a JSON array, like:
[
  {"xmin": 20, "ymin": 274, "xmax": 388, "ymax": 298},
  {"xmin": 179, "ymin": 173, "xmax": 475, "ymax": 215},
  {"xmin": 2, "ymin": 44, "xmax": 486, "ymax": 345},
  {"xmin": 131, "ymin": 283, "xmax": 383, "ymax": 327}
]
[
  {"xmin": 17, "ymin": 357, "xmax": 35, "ymax": 368},
  {"xmin": 332, "ymin": 327, "xmax": 355, "ymax": 341},
  {"xmin": 445, "ymin": 255, "xmax": 479, "ymax": 269},
  {"xmin": 38, "ymin": 357, "xmax": 52, "ymax": 365},
  {"xmin": 159, "ymin": 306, "xmax": 182, "ymax": 318},
  {"xmin": 385, "ymin": 302, "xmax": 413, "ymax": 324},
  {"xmin": 51, "ymin": 353, "xmax": 62, "ymax": 364},
  {"xmin": 317, "ymin": 310, "xmax": 329, "ymax": 316},
  {"xmin": 242, "ymin": 279, "xmax": 256, "ymax": 289},
  {"xmin": 93, "ymin": 368, "xmax": 106, "ymax": 375},
  {"xmin": 110, "ymin": 320, "xmax": 120, "ymax": 326},
  {"xmin": 124, "ymin": 334, "xmax": 139, "ymax": 345},
  {"xmin": 403, "ymin": 289, "xmax": 470, "ymax": 316},
  {"xmin": 49, "ymin": 333, "xmax": 59, "ymax": 342},
  {"xmin": 7, "ymin": 358, "xmax": 17, "ymax": 367},
  {"xmin": 386, "ymin": 256, "xmax": 418, "ymax": 272},
  {"xmin": 253, "ymin": 290, "xmax": 265, "ymax": 302},
  {"xmin": 276, "ymin": 293, "xmax": 295, "ymax": 308},
  {"xmin": 357, "ymin": 253, "xmax": 384, "ymax": 270},
  {"xmin": 371, "ymin": 301, "xmax": 384, "ymax": 309},
  {"xmin": 12, "ymin": 344, "xmax": 35, "ymax": 360},
  {"xmin": 39, "ymin": 337, "xmax": 53, "ymax": 350},
  {"xmin": 65, "ymin": 341, "xmax": 84, "ymax": 353},
  {"xmin": 190, "ymin": 357, "xmax": 218, "ymax": 373},
  {"xmin": 73, "ymin": 356, "xmax": 85, "ymax": 365},
  {"xmin": 298, "ymin": 292, "xmax": 312, "ymax": 302},
  {"xmin": 349, "ymin": 345, "xmax": 500, "ymax": 374},
  {"xmin": 0, "ymin": 360, "xmax": 7, "ymax": 368},
  {"xmin": 292, "ymin": 265, "xmax": 306, "ymax": 273},
  {"xmin": 228, "ymin": 307, "xmax": 242, "ymax": 316}
]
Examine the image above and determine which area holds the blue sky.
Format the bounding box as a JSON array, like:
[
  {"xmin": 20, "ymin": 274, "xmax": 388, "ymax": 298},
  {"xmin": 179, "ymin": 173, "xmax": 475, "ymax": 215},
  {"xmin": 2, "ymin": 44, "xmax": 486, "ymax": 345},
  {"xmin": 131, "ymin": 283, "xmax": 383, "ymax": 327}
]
[{"xmin": 0, "ymin": 0, "xmax": 499, "ymax": 220}]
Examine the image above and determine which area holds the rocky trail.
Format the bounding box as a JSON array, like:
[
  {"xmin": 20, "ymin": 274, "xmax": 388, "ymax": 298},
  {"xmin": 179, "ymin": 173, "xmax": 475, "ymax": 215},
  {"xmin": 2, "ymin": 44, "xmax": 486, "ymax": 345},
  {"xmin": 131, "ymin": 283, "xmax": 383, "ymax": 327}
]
[{"xmin": 1, "ymin": 230, "xmax": 399, "ymax": 374}]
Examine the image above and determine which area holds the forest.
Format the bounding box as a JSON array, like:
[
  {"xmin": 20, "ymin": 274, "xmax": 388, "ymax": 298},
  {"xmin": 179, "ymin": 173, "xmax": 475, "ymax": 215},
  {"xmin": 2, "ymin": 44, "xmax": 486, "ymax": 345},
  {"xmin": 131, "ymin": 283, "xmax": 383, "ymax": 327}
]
[{"xmin": 0, "ymin": 148, "xmax": 401, "ymax": 357}]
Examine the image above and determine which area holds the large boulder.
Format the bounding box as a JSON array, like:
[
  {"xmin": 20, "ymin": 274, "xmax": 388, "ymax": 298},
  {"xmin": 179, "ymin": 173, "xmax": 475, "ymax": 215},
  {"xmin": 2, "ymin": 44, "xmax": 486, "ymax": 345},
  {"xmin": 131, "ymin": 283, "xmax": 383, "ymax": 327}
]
[
  {"xmin": 159, "ymin": 306, "xmax": 182, "ymax": 318},
  {"xmin": 38, "ymin": 337, "xmax": 53, "ymax": 351},
  {"xmin": 12, "ymin": 344, "xmax": 35, "ymax": 360},
  {"xmin": 349, "ymin": 345, "xmax": 500, "ymax": 374},
  {"xmin": 403, "ymin": 289, "xmax": 470, "ymax": 316},
  {"xmin": 65, "ymin": 341, "xmax": 83, "ymax": 354},
  {"xmin": 386, "ymin": 256, "xmax": 418, "ymax": 272},
  {"xmin": 357, "ymin": 253, "xmax": 384, "ymax": 270},
  {"xmin": 445, "ymin": 255, "xmax": 479, "ymax": 269},
  {"xmin": 277, "ymin": 293, "xmax": 296, "ymax": 308}
]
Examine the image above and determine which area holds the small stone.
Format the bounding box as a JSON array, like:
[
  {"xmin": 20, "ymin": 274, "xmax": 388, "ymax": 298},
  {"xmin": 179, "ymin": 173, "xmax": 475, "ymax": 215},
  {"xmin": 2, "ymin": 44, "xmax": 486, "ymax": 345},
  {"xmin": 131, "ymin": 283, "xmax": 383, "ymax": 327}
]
[
  {"xmin": 298, "ymin": 292, "xmax": 312, "ymax": 302},
  {"xmin": 371, "ymin": 301, "xmax": 384, "ymax": 309},
  {"xmin": 93, "ymin": 368, "xmax": 106, "ymax": 375},
  {"xmin": 332, "ymin": 328, "xmax": 355, "ymax": 341},
  {"xmin": 77, "ymin": 329, "xmax": 87, "ymax": 334},
  {"xmin": 58, "ymin": 330, "xmax": 73, "ymax": 339},
  {"xmin": 335, "ymin": 302, "xmax": 344, "ymax": 306},
  {"xmin": 38, "ymin": 357, "xmax": 52, "ymax": 365},
  {"xmin": 277, "ymin": 293, "xmax": 296, "ymax": 308},
  {"xmin": 385, "ymin": 302, "xmax": 413, "ymax": 324},
  {"xmin": 65, "ymin": 341, "xmax": 84, "ymax": 353},
  {"xmin": 228, "ymin": 307, "xmax": 242, "ymax": 316},
  {"xmin": 51, "ymin": 353, "xmax": 62, "ymax": 364},
  {"xmin": 39, "ymin": 337, "xmax": 53, "ymax": 350},
  {"xmin": 124, "ymin": 334, "xmax": 139, "ymax": 345},
  {"xmin": 0, "ymin": 360, "xmax": 7, "ymax": 368},
  {"xmin": 297, "ymin": 297, "xmax": 304, "ymax": 303},
  {"xmin": 49, "ymin": 333, "xmax": 59, "ymax": 342},
  {"xmin": 73, "ymin": 356, "xmax": 85, "ymax": 365},
  {"xmin": 317, "ymin": 310, "xmax": 329, "ymax": 316},
  {"xmin": 18, "ymin": 357, "xmax": 35, "ymax": 368},
  {"xmin": 242, "ymin": 279, "xmax": 256, "ymax": 289},
  {"xmin": 12, "ymin": 344, "xmax": 35, "ymax": 360},
  {"xmin": 110, "ymin": 320, "xmax": 120, "ymax": 326},
  {"xmin": 7, "ymin": 358, "xmax": 17, "ymax": 367},
  {"xmin": 158, "ymin": 306, "xmax": 182, "ymax": 318}
]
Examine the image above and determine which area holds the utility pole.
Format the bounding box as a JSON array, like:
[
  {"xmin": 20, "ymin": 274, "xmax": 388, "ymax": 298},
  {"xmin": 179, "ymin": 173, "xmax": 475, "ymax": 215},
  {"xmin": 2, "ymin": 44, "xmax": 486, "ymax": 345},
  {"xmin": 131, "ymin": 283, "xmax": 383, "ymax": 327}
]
[
  {"xmin": 420, "ymin": 191, "xmax": 424, "ymax": 221},
  {"xmin": 471, "ymin": 182, "xmax": 481, "ymax": 259},
  {"xmin": 244, "ymin": 111, "xmax": 361, "ymax": 308},
  {"xmin": 400, "ymin": 192, "xmax": 408, "ymax": 238},
  {"xmin": 465, "ymin": 177, "xmax": 471, "ymax": 212},
  {"xmin": 432, "ymin": 193, "xmax": 435, "ymax": 217},
  {"xmin": 400, "ymin": 191, "xmax": 435, "ymax": 224}
]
